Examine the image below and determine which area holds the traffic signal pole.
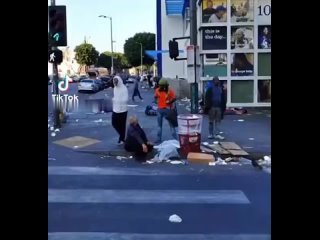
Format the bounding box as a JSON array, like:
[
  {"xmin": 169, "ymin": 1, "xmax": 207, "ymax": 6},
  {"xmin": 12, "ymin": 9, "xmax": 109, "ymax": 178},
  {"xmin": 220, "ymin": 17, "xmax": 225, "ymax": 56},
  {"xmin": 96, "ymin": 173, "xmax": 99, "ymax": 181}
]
[
  {"xmin": 51, "ymin": 0, "xmax": 61, "ymax": 128},
  {"xmin": 190, "ymin": 0, "xmax": 199, "ymax": 114}
]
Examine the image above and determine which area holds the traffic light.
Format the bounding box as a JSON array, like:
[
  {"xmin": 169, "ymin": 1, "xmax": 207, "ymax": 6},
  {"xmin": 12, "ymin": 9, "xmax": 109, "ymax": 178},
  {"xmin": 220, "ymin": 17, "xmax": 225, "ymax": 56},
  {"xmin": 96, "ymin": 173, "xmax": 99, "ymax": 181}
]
[
  {"xmin": 48, "ymin": 49, "xmax": 63, "ymax": 64},
  {"xmin": 49, "ymin": 5, "xmax": 67, "ymax": 46},
  {"xmin": 169, "ymin": 40, "xmax": 179, "ymax": 59}
]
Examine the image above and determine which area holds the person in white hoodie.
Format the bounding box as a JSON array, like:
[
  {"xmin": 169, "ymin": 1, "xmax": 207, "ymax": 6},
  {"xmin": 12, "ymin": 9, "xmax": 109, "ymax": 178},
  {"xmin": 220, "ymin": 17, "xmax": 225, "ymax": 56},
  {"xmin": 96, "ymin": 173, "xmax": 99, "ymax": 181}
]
[{"xmin": 112, "ymin": 76, "xmax": 129, "ymax": 145}]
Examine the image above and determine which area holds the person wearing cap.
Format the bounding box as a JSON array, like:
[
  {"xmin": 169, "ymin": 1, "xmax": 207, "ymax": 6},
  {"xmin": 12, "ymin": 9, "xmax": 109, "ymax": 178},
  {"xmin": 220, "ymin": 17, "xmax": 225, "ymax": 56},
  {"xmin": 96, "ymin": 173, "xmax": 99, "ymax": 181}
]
[
  {"xmin": 208, "ymin": 5, "xmax": 227, "ymax": 23},
  {"xmin": 202, "ymin": 0, "xmax": 216, "ymax": 23},
  {"xmin": 154, "ymin": 79, "xmax": 177, "ymax": 143},
  {"xmin": 204, "ymin": 76, "xmax": 226, "ymax": 140}
]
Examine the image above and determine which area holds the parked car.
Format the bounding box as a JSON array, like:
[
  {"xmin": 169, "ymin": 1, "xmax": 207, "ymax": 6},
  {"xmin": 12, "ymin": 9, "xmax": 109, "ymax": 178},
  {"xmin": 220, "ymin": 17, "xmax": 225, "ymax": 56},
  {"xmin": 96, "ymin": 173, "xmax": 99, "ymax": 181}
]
[
  {"xmin": 94, "ymin": 79, "xmax": 104, "ymax": 90},
  {"xmin": 78, "ymin": 79, "xmax": 99, "ymax": 92}
]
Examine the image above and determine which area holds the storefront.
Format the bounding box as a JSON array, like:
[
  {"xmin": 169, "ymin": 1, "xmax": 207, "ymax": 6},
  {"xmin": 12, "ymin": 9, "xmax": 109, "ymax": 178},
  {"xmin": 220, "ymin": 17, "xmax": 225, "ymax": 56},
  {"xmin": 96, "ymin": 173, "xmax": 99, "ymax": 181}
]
[{"xmin": 157, "ymin": 0, "xmax": 271, "ymax": 107}]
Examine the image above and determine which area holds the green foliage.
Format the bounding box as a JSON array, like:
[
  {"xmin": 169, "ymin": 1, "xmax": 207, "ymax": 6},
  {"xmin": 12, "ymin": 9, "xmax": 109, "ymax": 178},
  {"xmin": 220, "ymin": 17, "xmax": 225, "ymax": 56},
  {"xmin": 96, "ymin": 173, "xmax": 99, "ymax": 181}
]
[
  {"xmin": 74, "ymin": 43, "xmax": 99, "ymax": 66},
  {"xmin": 124, "ymin": 32, "xmax": 155, "ymax": 67}
]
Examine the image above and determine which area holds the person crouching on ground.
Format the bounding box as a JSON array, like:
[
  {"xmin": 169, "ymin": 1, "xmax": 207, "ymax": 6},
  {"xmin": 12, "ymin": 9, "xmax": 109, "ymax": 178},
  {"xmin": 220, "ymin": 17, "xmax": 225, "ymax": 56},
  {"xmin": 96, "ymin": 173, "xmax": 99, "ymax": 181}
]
[
  {"xmin": 124, "ymin": 116, "xmax": 153, "ymax": 161},
  {"xmin": 205, "ymin": 76, "xmax": 226, "ymax": 140},
  {"xmin": 112, "ymin": 76, "xmax": 129, "ymax": 145}
]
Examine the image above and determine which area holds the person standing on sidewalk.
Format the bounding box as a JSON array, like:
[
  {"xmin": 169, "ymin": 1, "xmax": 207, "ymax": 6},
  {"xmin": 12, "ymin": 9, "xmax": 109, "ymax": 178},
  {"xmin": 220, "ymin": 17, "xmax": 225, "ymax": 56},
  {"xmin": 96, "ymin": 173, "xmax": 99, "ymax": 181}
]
[
  {"xmin": 154, "ymin": 79, "xmax": 177, "ymax": 143},
  {"xmin": 205, "ymin": 76, "xmax": 226, "ymax": 140},
  {"xmin": 132, "ymin": 76, "xmax": 143, "ymax": 101},
  {"xmin": 112, "ymin": 76, "xmax": 129, "ymax": 145}
]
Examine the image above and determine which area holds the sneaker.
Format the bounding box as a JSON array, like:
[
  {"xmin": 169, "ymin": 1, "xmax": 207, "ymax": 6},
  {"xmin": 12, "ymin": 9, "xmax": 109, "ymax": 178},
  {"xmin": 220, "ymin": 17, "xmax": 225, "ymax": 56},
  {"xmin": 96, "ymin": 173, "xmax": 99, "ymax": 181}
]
[
  {"xmin": 117, "ymin": 141, "xmax": 125, "ymax": 146},
  {"xmin": 208, "ymin": 135, "xmax": 214, "ymax": 139},
  {"xmin": 214, "ymin": 134, "xmax": 225, "ymax": 140}
]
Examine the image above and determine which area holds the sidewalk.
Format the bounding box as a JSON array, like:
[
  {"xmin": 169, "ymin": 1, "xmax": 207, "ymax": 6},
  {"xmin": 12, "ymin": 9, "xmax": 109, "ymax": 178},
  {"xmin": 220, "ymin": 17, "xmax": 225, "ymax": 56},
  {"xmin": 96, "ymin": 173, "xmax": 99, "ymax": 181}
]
[{"xmin": 48, "ymin": 85, "xmax": 271, "ymax": 160}]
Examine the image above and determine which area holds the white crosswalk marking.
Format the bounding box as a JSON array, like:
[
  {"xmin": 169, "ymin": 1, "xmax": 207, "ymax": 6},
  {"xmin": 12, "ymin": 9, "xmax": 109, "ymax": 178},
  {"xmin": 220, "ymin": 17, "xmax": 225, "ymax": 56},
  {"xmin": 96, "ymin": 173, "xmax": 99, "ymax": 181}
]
[
  {"xmin": 48, "ymin": 232, "xmax": 271, "ymax": 240},
  {"xmin": 48, "ymin": 166, "xmax": 270, "ymax": 239}
]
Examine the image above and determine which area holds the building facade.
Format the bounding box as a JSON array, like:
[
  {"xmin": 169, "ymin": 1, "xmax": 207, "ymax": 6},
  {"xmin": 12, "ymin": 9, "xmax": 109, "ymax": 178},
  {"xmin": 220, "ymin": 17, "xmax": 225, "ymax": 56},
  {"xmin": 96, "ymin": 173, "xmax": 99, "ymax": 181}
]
[{"xmin": 157, "ymin": 0, "xmax": 271, "ymax": 107}]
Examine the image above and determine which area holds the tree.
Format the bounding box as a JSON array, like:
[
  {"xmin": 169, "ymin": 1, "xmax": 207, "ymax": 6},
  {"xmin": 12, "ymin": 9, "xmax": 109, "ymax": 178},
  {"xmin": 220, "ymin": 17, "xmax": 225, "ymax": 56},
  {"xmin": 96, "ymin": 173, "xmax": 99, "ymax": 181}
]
[
  {"xmin": 74, "ymin": 43, "xmax": 99, "ymax": 71},
  {"xmin": 124, "ymin": 32, "xmax": 155, "ymax": 68},
  {"xmin": 97, "ymin": 51, "xmax": 130, "ymax": 72}
]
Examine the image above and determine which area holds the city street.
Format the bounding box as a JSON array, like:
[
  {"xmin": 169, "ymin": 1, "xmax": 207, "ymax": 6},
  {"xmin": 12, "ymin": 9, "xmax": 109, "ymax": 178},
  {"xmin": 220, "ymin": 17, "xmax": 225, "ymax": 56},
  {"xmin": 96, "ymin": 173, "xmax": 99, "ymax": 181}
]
[{"xmin": 48, "ymin": 82, "xmax": 271, "ymax": 239}]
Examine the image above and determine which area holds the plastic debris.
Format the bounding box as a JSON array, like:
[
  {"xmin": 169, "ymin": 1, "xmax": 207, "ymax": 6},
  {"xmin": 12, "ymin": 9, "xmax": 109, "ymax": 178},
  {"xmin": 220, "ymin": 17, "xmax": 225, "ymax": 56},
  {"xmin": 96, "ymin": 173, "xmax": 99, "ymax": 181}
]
[
  {"xmin": 48, "ymin": 157, "xmax": 56, "ymax": 161},
  {"xmin": 219, "ymin": 132, "xmax": 224, "ymax": 134},
  {"xmin": 209, "ymin": 162, "xmax": 216, "ymax": 166},
  {"xmin": 55, "ymin": 129, "xmax": 60, "ymax": 132},
  {"xmin": 50, "ymin": 126, "xmax": 54, "ymax": 131},
  {"xmin": 181, "ymin": 97, "xmax": 190, "ymax": 102},
  {"xmin": 264, "ymin": 156, "xmax": 271, "ymax": 161},
  {"xmin": 76, "ymin": 119, "xmax": 79, "ymax": 122},
  {"xmin": 48, "ymin": 124, "xmax": 50, "ymax": 128},
  {"xmin": 248, "ymin": 138, "xmax": 255, "ymax": 140},
  {"xmin": 215, "ymin": 158, "xmax": 227, "ymax": 165},
  {"xmin": 237, "ymin": 119, "xmax": 245, "ymax": 122},
  {"xmin": 225, "ymin": 157, "xmax": 233, "ymax": 162},
  {"xmin": 116, "ymin": 156, "xmax": 127, "ymax": 160},
  {"xmin": 170, "ymin": 160, "xmax": 185, "ymax": 165},
  {"xmin": 169, "ymin": 214, "xmax": 182, "ymax": 223},
  {"xmin": 73, "ymin": 146, "xmax": 79, "ymax": 149},
  {"xmin": 94, "ymin": 119, "xmax": 103, "ymax": 123},
  {"xmin": 129, "ymin": 156, "xmax": 133, "ymax": 159},
  {"xmin": 202, "ymin": 142, "xmax": 209, "ymax": 145},
  {"xmin": 51, "ymin": 132, "xmax": 56, "ymax": 137},
  {"xmin": 213, "ymin": 141, "xmax": 219, "ymax": 145}
]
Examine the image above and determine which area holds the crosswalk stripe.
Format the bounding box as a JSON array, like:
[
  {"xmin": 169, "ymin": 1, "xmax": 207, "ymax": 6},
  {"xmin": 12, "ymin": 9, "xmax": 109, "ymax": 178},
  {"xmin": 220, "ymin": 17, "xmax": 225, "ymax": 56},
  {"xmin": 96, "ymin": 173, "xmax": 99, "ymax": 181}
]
[
  {"xmin": 48, "ymin": 189, "xmax": 250, "ymax": 204},
  {"xmin": 48, "ymin": 232, "xmax": 270, "ymax": 240},
  {"xmin": 48, "ymin": 166, "xmax": 182, "ymax": 176}
]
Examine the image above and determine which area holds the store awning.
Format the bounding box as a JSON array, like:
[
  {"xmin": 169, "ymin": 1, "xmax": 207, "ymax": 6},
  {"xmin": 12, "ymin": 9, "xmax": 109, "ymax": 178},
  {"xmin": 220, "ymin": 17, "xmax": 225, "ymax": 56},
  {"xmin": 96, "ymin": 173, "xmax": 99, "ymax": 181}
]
[
  {"xmin": 145, "ymin": 50, "xmax": 184, "ymax": 60},
  {"xmin": 165, "ymin": 0, "xmax": 187, "ymax": 16}
]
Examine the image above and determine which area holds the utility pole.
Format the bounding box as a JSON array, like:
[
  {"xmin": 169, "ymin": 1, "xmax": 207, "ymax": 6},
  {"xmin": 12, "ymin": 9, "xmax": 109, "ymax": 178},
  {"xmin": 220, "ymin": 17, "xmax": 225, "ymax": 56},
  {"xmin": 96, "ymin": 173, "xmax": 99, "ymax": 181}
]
[
  {"xmin": 51, "ymin": 0, "xmax": 61, "ymax": 128},
  {"xmin": 99, "ymin": 15, "xmax": 114, "ymax": 74},
  {"xmin": 190, "ymin": 0, "xmax": 199, "ymax": 114}
]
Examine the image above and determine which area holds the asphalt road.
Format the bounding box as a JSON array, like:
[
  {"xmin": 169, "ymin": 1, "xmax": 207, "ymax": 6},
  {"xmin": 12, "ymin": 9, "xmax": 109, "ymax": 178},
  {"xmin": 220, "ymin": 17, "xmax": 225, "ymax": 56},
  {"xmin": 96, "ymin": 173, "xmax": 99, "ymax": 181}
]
[{"xmin": 48, "ymin": 81, "xmax": 270, "ymax": 239}]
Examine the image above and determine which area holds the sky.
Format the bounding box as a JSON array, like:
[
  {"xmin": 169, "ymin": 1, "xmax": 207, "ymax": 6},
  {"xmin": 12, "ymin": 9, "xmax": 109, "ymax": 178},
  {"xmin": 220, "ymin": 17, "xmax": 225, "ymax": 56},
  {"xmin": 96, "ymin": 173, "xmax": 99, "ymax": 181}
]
[{"xmin": 48, "ymin": 0, "xmax": 156, "ymax": 54}]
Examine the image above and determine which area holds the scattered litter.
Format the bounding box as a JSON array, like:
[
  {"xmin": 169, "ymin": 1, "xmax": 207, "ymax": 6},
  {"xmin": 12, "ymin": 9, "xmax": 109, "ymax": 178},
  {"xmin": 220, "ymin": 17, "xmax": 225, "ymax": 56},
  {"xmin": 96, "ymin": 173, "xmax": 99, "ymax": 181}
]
[
  {"xmin": 170, "ymin": 160, "xmax": 185, "ymax": 165},
  {"xmin": 55, "ymin": 129, "xmax": 60, "ymax": 132},
  {"xmin": 219, "ymin": 132, "xmax": 224, "ymax": 134},
  {"xmin": 48, "ymin": 157, "xmax": 56, "ymax": 161},
  {"xmin": 264, "ymin": 156, "xmax": 271, "ymax": 161},
  {"xmin": 101, "ymin": 111, "xmax": 105, "ymax": 114},
  {"xmin": 50, "ymin": 126, "xmax": 54, "ymax": 131},
  {"xmin": 154, "ymin": 140, "xmax": 180, "ymax": 149},
  {"xmin": 76, "ymin": 119, "xmax": 79, "ymax": 122},
  {"xmin": 48, "ymin": 119, "xmax": 50, "ymax": 122},
  {"xmin": 209, "ymin": 162, "xmax": 216, "ymax": 166},
  {"xmin": 225, "ymin": 157, "xmax": 233, "ymax": 162},
  {"xmin": 202, "ymin": 142, "xmax": 209, "ymax": 145},
  {"xmin": 145, "ymin": 160, "xmax": 155, "ymax": 164},
  {"xmin": 230, "ymin": 162, "xmax": 240, "ymax": 165},
  {"xmin": 127, "ymin": 105, "xmax": 138, "ymax": 107},
  {"xmin": 94, "ymin": 119, "xmax": 103, "ymax": 123},
  {"xmin": 129, "ymin": 156, "xmax": 133, "ymax": 159},
  {"xmin": 51, "ymin": 132, "xmax": 56, "ymax": 137},
  {"xmin": 237, "ymin": 119, "xmax": 245, "ymax": 122},
  {"xmin": 73, "ymin": 146, "xmax": 79, "ymax": 149},
  {"xmin": 116, "ymin": 156, "xmax": 128, "ymax": 160},
  {"xmin": 239, "ymin": 158, "xmax": 252, "ymax": 165},
  {"xmin": 243, "ymin": 146, "xmax": 254, "ymax": 149},
  {"xmin": 248, "ymin": 138, "xmax": 255, "ymax": 141},
  {"xmin": 169, "ymin": 214, "xmax": 182, "ymax": 223},
  {"xmin": 213, "ymin": 141, "xmax": 219, "ymax": 145},
  {"xmin": 215, "ymin": 158, "xmax": 227, "ymax": 165}
]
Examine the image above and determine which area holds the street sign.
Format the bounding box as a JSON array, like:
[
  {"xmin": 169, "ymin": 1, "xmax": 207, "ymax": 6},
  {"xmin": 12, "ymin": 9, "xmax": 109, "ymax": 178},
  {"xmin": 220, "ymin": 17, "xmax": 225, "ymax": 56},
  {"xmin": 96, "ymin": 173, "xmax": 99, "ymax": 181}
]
[{"xmin": 48, "ymin": 49, "xmax": 63, "ymax": 64}]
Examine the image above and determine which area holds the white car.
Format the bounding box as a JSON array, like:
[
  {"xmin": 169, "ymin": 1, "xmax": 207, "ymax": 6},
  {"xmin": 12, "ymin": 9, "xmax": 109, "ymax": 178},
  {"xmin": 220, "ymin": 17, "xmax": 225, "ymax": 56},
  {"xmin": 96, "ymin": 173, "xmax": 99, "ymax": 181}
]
[{"xmin": 78, "ymin": 79, "xmax": 99, "ymax": 92}]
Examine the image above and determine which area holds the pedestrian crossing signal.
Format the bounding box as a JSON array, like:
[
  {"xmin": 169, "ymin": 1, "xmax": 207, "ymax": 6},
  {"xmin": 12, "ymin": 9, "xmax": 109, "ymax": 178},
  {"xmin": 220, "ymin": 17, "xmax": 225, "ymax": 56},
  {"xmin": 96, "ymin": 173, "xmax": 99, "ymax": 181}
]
[
  {"xmin": 49, "ymin": 5, "xmax": 67, "ymax": 46},
  {"xmin": 48, "ymin": 49, "xmax": 63, "ymax": 64},
  {"xmin": 169, "ymin": 40, "xmax": 179, "ymax": 59}
]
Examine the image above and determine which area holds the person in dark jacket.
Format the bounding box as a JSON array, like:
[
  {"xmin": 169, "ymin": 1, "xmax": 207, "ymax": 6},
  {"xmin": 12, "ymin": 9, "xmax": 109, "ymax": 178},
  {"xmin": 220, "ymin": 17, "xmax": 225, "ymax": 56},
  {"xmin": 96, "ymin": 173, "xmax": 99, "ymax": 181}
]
[
  {"xmin": 124, "ymin": 116, "xmax": 153, "ymax": 161},
  {"xmin": 204, "ymin": 76, "xmax": 226, "ymax": 140},
  {"xmin": 132, "ymin": 76, "xmax": 143, "ymax": 101}
]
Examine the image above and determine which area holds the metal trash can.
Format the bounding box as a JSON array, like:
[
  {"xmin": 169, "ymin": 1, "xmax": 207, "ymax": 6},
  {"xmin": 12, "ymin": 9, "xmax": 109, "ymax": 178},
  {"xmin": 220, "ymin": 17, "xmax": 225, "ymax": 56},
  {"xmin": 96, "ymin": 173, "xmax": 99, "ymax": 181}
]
[{"xmin": 178, "ymin": 114, "xmax": 203, "ymax": 157}]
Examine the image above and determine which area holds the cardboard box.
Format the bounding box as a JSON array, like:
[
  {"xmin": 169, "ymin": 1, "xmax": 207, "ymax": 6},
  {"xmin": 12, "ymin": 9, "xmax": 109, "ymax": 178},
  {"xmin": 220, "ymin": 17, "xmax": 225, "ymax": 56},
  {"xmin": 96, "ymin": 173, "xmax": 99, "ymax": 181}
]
[{"xmin": 187, "ymin": 152, "xmax": 215, "ymax": 164}]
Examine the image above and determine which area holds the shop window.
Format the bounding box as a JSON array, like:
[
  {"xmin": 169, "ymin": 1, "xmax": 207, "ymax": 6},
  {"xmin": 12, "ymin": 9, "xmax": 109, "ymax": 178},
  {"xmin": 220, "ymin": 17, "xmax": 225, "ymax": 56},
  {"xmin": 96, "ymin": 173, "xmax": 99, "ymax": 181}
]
[{"xmin": 231, "ymin": 80, "xmax": 254, "ymax": 103}]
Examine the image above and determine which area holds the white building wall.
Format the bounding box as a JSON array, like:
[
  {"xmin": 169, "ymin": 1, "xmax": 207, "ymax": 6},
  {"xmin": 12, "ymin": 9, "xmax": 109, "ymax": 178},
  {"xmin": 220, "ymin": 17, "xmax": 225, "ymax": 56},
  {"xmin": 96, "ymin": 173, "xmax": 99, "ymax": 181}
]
[{"xmin": 161, "ymin": 0, "xmax": 185, "ymax": 78}]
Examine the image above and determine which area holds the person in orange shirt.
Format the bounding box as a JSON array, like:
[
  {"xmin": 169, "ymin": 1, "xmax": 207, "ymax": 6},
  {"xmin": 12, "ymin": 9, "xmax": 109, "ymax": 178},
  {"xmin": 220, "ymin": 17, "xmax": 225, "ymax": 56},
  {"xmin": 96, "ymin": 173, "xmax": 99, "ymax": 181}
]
[{"xmin": 154, "ymin": 79, "xmax": 177, "ymax": 143}]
